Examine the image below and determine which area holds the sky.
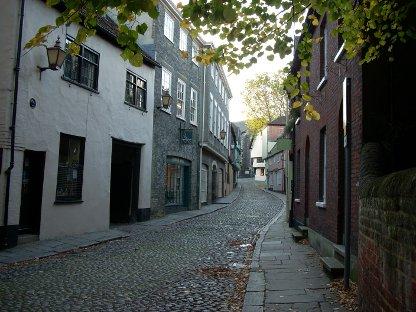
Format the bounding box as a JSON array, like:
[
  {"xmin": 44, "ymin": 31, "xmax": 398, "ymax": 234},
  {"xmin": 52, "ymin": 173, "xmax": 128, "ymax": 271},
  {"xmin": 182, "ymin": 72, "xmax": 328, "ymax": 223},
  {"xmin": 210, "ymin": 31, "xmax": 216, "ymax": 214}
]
[{"xmin": 171, "ymin": 0, "xmax": 293, "ymax": 123}]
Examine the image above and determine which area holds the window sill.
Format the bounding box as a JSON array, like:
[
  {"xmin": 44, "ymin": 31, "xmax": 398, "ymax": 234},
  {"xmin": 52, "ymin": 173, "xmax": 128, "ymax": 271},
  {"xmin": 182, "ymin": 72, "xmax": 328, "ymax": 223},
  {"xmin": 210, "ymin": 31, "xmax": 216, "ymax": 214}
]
[
  {"xmin": 316, "ymin": 76, "xmax": 327, "ymax": 91},
  {"xmin": 124, "ymin": 102, "xmax": 147, "ymax": 113},
  {"xmin": 176, "ymin": 115, "xmax": 186, "ymax": 121},
  {"xmin": 61, "ymin": 76, "xmax": 99, "ymax": 94},
  {"xmin": 190, "ymin": 122, "xmax": 198, "ymax": 127},
  {"xmin": 54, "ymin": 200, "xmax": 84, "ymax": 205},
  {"xmin": 159, "ymin": 108, "xmax": 172, "ymax": 115},
  {"xmin": 334, "ymin": 42, "xmax": 345, "ymax": 63},
  {"xmin": 164, "ymin": 35, "xmax": 174, "ymax": 44},
  {"xmin": 315, "ymin": 201, "xmax": 326, "ymax": 208}
]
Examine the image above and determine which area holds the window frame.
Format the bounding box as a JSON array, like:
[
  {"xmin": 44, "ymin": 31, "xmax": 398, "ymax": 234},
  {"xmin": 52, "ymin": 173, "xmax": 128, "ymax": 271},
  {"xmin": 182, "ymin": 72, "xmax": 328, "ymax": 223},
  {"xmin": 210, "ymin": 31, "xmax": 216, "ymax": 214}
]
[
  {"xmin": 317, "ymin": 15, "xmax": 328, "ymax": 90},
  {"xmin": 176, "ymin": 78, "xmax": 186, "ymax": 120},
  {"xmin": 179, "ymin": 28, "xmax": 188, "ymax": 51},
  {"xmin": 164, "ymin": 12, "xmax": 174, "ymax": 43},
  {"xmin": 318, "ymin": 127, "xmax": 327, "ymax": 205},
  {"xmin": 190, "ymin": 87, "xmax": 198, "ymax": 125},
  {"xmin": 55, "ymin": 133, "xmax": 86, "ymax": 203},
  {"xmin": 124, "ymin": 70, "xmax": 147, "ymax": 111},
  {"xmin": 161, "ymin": 67, "xmax": 172, "ymax": 114},
  {"xmin": 63, "ymin": 36, "xmax": 100, "ymax": 92},
  {"xmin": 209, "ymin": 93, "xmax": 214, "ymax": 132},
  {"xmin": 191, "ymin": 42, "xmax": 199, "ymax": 65}
]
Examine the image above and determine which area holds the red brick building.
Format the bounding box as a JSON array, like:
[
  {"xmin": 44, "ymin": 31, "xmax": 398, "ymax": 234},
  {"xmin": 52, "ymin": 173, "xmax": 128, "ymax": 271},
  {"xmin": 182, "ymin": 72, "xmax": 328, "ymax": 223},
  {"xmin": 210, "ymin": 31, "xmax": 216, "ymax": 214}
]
[
  {"xmin": 291, "ymin": 11, "xmax": 416, "ymax": 311},
  {"xmin": 291, "ymin": 14, "xmax": 362, "ymax": 278}
]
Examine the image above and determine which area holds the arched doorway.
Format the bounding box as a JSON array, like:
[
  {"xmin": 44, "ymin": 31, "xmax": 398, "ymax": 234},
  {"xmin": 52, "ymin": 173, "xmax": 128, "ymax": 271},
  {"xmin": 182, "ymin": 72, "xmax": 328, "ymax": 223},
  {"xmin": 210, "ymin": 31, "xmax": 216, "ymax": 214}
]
[{"xmin": 304, "ymin": 137, "xmax": 310, "ymax": 225}]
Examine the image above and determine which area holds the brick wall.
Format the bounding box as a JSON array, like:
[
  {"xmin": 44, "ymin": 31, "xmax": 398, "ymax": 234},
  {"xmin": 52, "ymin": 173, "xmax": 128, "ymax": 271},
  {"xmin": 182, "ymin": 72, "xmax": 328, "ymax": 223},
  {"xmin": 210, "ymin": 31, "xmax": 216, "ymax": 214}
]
[
  {"xmin": 292, "ymin": 16, "xmax": 362, "ymax": 254},
  {"xmin": 358, "ymin": 143, "xmax": 416, "ymax": 311}
]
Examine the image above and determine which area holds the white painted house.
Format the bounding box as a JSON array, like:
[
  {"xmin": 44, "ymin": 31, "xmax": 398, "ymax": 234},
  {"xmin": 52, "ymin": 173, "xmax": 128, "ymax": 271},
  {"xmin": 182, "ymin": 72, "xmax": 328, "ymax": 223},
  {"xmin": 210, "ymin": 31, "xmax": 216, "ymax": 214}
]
[
  {"xmin": 250, "ymin": 135, "xmax": 266, "ymax": 182},
  {"xmin": 0, "ymin": 0, "xmax": 158, "ymax": 246}
]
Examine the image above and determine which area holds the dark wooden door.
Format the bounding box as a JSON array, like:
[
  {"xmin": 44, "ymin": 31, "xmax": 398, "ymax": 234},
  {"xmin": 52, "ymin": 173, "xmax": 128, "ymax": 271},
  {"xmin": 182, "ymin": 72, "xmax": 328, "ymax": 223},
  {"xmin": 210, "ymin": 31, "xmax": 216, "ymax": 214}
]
[{"xmin": 19, "ymin": 151, "xmax": 45, "ymax": 234}]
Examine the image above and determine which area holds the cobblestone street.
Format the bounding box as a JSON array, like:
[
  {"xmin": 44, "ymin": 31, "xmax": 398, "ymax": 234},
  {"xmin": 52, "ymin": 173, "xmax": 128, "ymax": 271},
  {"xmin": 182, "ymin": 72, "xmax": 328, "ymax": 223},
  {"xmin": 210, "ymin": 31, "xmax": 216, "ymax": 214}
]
[{"xmin": 0, "ymin": 179, "xmax": 282, "ymax": 311}]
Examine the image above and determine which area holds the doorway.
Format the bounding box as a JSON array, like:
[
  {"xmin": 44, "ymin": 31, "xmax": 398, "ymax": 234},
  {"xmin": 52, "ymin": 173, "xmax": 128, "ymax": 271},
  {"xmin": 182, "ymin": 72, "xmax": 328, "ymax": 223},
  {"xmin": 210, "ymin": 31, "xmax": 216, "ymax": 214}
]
[
  {"xmin": 212, "ymin": 165, "xmax": 217, "ymax": 201},
  {"xmin": 200, "ymin": 164, "xmax": 208, "ymax": 203},
  {"xmin": 304, "ymin": 137, "xmax": 310, "ymax": 226},
  {"xmin": 19, "ymin": 150, "xmax": 45, "ymax": 235},
  {"xmin": 110, "ymin": 140, "xmax": 141, "ymax": 223}
]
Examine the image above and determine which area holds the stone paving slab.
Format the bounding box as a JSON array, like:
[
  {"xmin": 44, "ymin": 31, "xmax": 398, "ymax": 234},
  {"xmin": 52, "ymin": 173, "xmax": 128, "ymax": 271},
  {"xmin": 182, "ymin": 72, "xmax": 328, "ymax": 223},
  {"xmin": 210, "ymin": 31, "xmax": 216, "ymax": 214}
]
[
  {"xmin": 0, "ymin": 229, "xmax": 129, "ymax": 265},
  {"xmin": 243, "ymin": 193, "xmax": 345, "ymax": 312}
]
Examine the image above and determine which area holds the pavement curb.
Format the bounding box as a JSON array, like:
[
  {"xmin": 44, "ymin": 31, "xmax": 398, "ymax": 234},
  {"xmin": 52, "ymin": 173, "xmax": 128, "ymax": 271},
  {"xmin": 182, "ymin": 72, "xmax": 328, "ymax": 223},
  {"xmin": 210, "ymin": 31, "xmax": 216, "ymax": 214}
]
[{"xmin": 243, "ymin": 192, "xmax": 285, "ymax": 312}]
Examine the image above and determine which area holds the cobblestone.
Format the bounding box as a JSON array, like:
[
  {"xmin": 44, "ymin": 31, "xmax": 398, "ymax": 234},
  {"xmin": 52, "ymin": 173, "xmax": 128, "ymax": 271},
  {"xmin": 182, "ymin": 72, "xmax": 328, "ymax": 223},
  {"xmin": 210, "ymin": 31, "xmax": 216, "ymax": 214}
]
[{"xmin": 0, "ymin": 179, "xmax": 282, "ymax": 311}]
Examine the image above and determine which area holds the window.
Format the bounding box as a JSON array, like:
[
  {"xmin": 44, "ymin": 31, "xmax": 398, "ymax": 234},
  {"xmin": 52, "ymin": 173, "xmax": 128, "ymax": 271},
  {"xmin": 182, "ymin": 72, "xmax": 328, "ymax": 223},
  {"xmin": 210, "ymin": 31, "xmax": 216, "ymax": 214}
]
[
  {"xmin": 211, "ymin": 65, "xmax": 215, "ymax": 79},
  {"xmin": 63, "ymin": 37, "xmax": 99, "ymax": 91},
  {"xmin": 209, "ymin": 94, "xmax": 214, "ymax": 132},
  {"xmin": 192, "ymin": 42, "xmax": 199, "ymax": 65},
  {"xmin": 190, "ymin": 88, "xmax": 198, "ymax": 125},
  {"xmin": 219, "ymin": 80, "xmax": 222, "ymax": 96},
  {"xmin": 125, "ymin": 71, "xmax": 146, "ymax": 110},
  {"xmin": 213, "ymin": 101, "xmax": 217, "ymax": 137},
  {"xmin": 214, "ymin": 69, "xmax": 218, "ymax": 86},
  {"xmin": 179, "ymin": 28, "xmax": 187, "ymax": 51},
  {"xmin": 164, "ymin": 12, "xmax": 174, "ymax": 42},
  {"xmin": 217, "ymin": 107, "xmax": 221, "ymax": 137},
  {"xmin": 161, "ymin": 68, "xmax": 172, "ymax": 113},
  {"xmin": 176, "ymin": 79, "xmax": 186, "ymax": 119},
  {"xmin": 56, "ymin": 133, "xmax": 85, "ymax": 202},
  {"xmin": 319, "ymin": 127, "xmax": 327, "ymax": 202},
  {"xmin": 319, "ymin": 16, "xmax": 328, "ymax": 81}
]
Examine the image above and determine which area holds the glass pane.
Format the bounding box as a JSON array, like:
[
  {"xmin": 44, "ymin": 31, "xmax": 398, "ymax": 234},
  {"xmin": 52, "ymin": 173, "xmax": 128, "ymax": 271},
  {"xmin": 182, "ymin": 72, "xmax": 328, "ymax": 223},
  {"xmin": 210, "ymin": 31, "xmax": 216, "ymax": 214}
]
[
  {"xmin": 125, "ymin": 82, "xmax": 135, "ymax": 105},
  {"xmin": 68, "ymin": 137, "xmax": 81, "ymax": 165},
  {"xmin": 126, "ymin": 72, "xmax": 135, "ymax": 83},
  {"xmin": 81, "ymin": 61, "xmax": 97, "ymax": 89},
  {"xmin": 83, "ymin": 48, "xmax": 98, "ymax": 63},
  {"xmin": 64, "ymin": 54, "xmax": 79, "ymax": 81},
  {"xmin": 58, "ymin": 135, "xmax": 70, "ymax": 165},
  {"xmin": 136, "ymin": 87, "xmax": 146, "ymax": 109}
]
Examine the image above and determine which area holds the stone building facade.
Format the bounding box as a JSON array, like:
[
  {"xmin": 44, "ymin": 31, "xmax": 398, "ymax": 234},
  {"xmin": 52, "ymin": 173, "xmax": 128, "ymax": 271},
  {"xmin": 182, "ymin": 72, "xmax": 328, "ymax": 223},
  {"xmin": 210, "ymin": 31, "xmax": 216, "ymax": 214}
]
[
  {"xmin": 0, "ymin": 0, "xmax": 158, "ymax": 246},
  {"xmin": 140, "ymin": 0, "xmax": 204, "ymax": 216},
  {"xmin": 200, "ymin": 60, "xmax": 232, "ymax": 204}
]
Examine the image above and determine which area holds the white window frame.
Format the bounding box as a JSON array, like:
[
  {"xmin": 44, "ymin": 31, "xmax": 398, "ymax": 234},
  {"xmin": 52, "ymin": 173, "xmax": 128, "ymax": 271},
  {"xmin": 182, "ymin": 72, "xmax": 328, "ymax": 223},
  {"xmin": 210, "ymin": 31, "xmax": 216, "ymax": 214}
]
[
  {"xmin": 209, "ymin": 93, "xmax": 214, "ymax": 132},
  {"xmin": 164, "ymin": 12, "xmax": 174, "ymax": 43},
  {"xmin": 179, "ymin": 28, "xmax": 187, "ymax": 51},
  {"xmin": 213, "ymin": 100, "xmax": 217, "ymax": 137},
  {"xmin": 217, "ymin": 106, "xmax": 221, "ymax": 138},
  {"xmin": 214, "ymin": 69, "xmax": 218, "ymax": 86},
  {"xmin": 211, "ymin": 65, "xmax": 215, "ymax": 79},
  {"xmin": 191, "ymin": 42, "xmax": 199, "ymax": 65},
  {"xmin": 176, "ymin": 79, "xmax": 186, "ymax": 120},
  {"xmin": 190, "ymin": 88, "xmax": 198, "ymax": 125},
  {"xmin": 161, "ymin": 67, "xmax": 172, "ymax": 113}
]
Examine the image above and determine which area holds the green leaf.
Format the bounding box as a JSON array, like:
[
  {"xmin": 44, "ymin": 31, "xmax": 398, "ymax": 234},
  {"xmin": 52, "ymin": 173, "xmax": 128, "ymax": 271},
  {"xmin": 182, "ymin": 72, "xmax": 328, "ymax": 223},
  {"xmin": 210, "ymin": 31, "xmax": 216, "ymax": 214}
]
[
  {"xmin": 129, "ymin": 53, "xmax": 143, "ymax": 67},
  {"xmin": 223, "ymin": 7, "xmax": 237, "ymax": 23}
]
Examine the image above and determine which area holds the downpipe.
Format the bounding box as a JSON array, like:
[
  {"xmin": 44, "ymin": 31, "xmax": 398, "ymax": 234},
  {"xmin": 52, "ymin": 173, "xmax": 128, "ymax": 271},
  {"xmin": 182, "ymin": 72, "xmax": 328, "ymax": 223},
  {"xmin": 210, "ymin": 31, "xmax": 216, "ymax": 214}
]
[{"xmin": 2, "ymin": 0, "xmax": 25, "ymax": 249}]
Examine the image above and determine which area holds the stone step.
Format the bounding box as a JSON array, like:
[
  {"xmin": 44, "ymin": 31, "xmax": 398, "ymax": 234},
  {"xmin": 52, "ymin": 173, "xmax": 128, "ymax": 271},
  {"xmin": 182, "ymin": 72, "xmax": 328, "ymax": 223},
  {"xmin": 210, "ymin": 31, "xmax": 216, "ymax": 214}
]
[
  {"xmin": 333, "ymin": 244, "xmax": 345, "ymax": 262},
  {"xmin": 297, "ymin": 225, "xmax": 309, "ymax": 237},
  {"xmin": 291, "ymin": 230, "xmax": 305, "ymax": 242},
  {"xmin": 321, "ymin": 256, "xmax": 344, "ymax": 277}
]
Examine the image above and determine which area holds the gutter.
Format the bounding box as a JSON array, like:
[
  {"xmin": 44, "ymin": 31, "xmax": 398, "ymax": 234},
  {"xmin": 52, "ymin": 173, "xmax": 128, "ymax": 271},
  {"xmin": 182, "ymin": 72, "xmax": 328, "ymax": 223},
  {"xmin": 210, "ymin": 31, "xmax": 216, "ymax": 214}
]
[{"xmin": 3, "ymin": 0, "xmax": 25, "ymax": 248}]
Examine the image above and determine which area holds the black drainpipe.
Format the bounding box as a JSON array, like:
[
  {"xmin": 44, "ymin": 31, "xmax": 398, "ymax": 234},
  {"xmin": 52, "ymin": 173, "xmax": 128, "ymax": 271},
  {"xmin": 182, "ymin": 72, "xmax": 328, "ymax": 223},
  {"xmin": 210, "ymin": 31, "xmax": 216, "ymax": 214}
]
[
  {"xmin": 3, "ymin": 0, "xmax": 25, "ymax": 248},
  {"xmin": 343, "ymin": 77, "xmax": 352, "ymax": 289}
]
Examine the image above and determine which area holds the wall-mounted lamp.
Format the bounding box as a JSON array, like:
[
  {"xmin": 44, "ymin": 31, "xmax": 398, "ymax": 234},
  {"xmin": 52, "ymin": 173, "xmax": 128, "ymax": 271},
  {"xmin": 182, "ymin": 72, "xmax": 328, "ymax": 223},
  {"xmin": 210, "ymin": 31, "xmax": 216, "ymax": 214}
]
[
  {"xmin": 220, "ymin": 129, "xmax": 226, "ymax": 140},
  {"xmin": 37, "ymin": 37, "xmax": 66, "ymax": 80},
  {"xmin": 160, "ymin": 89, "xmax": 172, "ymax": 109}
]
